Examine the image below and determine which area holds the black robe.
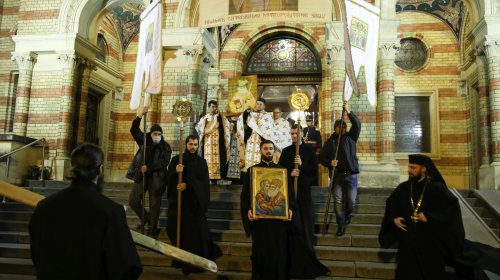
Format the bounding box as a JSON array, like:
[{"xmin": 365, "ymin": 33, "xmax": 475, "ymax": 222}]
[
  {"xmin": 379, "ymin": 179, "xmax": 465, "ymax": 280},
  {"xmin": 278, "ymin": 143, "xmax": 317, "ymax": 251},
  {"xmin": 241, "ymin": 161, "xmax": 329, "ymax": 280},
  {"xmin": 166, "ymin": 152, "xmax": 221, "ymax": 272},
  {"xmin": 29, "ymin": 180, "xmax": 142, "ymax": 280}
]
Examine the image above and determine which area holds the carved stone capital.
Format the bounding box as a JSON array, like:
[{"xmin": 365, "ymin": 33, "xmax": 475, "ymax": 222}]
[
  {"xmin": 378, "ymin": 41, "xmax": 400, "ymax": 61},
  {"xmin": 182, "ymin": 46, "xmax": 204, "ymax": 65},
  {"xmin": 327, "ymin": 44, "xmax": 345, "ymax": 62},
  {"xmin": 484, "ymin": 38, "xmax": 500, "ymax": 58},
  {"xmin": 11, "ymin": 52, "xmax": 38, "ymax": 71},
  {"xmin": 57, "ymin": 53, "xmax": 79, "ymax": 70},
  {"xmin": 207, "ymin": 85, "xmax": 220, "ymax": 100}
]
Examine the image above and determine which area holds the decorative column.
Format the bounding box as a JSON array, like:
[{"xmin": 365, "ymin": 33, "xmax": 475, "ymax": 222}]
[
  {"xmin": 75, "ymin": 59, "xmax": 96, "ymax": 144},
  {"xmin": 376, "ymin": 40, "xmax": 398, "ymax": 162},
  {"xmin": 56, "ymin": 53, "xmax": 78, "ymax": 159},
  {"xmin": 482, "ymin": 38, "xmax": 500, "ymax": 189},
  {"xmin": 325, "ymin": 22, "xmax": 346, "ymax": 136},
  {"xmin": 182, "ymin": 45, "xmax": 205, "ymax": 133},
  {"xmin": 11, "ymin": 52, "xmax": 37, "ymax": 136},
  {"xmin": 365, "ymin": 17, "xmax": 401, "ymax": 187}
]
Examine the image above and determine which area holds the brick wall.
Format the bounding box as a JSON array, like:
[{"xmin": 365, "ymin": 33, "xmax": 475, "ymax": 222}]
[
  {"xmin": 395, "ymin": 11, "xmax": 468, "ymax": 187},
  {"xmin": 0, "ymin": 0, "xmax": 20, "ymax": 132}
]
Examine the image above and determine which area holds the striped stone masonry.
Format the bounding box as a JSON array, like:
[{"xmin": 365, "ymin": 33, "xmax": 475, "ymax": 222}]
[{"xmin": 11, "ymin": 52, "xmax": 37, "ymax": 136}]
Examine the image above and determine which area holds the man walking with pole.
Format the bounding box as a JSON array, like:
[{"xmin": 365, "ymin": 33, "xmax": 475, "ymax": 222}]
[
  {"xmin": 128, "ymin": 106, "xmax": 171, "ymax": 239},
  {"xmin": 319, "ymin": 100, "xmax": 361, "ymax": 236}
]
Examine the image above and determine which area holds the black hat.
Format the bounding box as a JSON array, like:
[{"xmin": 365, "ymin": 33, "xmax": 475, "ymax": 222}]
[
  {"xmin": 150, "ymin": 124, "xmax": 163, "ymax": 134},
  {"xmin": 408, "ymin": 154, "xmax": 446, "ymax": 186}
]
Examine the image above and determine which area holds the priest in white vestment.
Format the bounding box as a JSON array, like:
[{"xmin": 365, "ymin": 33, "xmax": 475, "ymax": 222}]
[{"xmin": 236, "ymin": 98, "xmax": 281, "ymax": 172}]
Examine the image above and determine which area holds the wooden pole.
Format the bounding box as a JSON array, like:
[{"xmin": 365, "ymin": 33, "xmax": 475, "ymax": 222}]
[
  {"xmin": 176, "ymin": 120, "xmax": 184, "ymax": 248},
  {"xmin": 294, "ymin": 117, "xmax": 301, "ymax": 200},
  {"xmin": 141, "ymin": 110, "xmax": 148, "ymax": 235}
]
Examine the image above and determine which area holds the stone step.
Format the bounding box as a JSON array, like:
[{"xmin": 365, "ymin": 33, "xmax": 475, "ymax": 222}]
[
  {"xmin": 0, "ymin": 257, "xmax": 35, "ymax": 275},
  {"xmin": 0, "ymin": 274, "xmax": 35, "ymax": 280},
  {"xmin": 0, "ymin": 231, "xmax": 30, "ymax": 244},
  {"xmin": 138, "ymin": 250, "xmax": 395, "ymax": 278},
  {"xmin": 0, "ymin": 243, "xmax": 30, "ymax": 259},
  {"xmin": 0, "ymin": 220, "xmax": 29, "ymax": 232},
  {"xmin": 0, "ymin": 211, "xmax": 34, "ymax": 221}
]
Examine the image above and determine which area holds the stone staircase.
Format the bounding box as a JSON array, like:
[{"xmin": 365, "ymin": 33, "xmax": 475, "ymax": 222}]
[
  {"xmin": 12, "ymin": 181, "xmax": 497, "ymax": 279},
  {"xmin": 458, "ymin": 190, "xmax": 500, "ymax": 239}
]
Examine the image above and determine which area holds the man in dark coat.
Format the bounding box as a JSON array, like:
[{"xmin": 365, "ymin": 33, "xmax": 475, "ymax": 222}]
[
  {"xmin": 166, "ymin": 135, "xmax": 221, "ymax": 274},
  {"xmin": 278, "ymin": 124, "xmax": 318, "ymax": 251},
  {"xmin": 319, "ymin": 100, "xmax": 361, "ymax": 236},
  {"xmin": 241, "ymin": 140, "xmax": 329, "ymax": 280},
  {"xmin": 379, "ymin": 154, "xmax": 466, "ymax": 280},
  {"xmin": 379, "ymin": 154, "xmax": 500, "ymax": 279},
  {"xmin": 29, "ymin": 143, "xmax": 142, "ymax": 280},
  {"xmin": 303, "ymin": 115, "xmax": 322, "ymax": 157},
  {"xmin": 128, "ymin": 107, "xmax": 172, "ymax": 238}
]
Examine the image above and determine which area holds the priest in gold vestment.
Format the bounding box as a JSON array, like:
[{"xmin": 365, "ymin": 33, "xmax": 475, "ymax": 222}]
[{"xmin": 196, "ymin": 100, "xmax": 231, "ymax": 182}]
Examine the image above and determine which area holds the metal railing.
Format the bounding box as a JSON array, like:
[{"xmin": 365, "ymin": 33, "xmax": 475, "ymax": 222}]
[{"xmin": 0, "ymin": 137, "xmax": 47, "ymax": 184}]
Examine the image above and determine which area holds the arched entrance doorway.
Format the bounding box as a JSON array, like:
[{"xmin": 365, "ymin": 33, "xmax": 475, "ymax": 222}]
[{"xmin": 244, "ymin": 35, "xmax": 322, "ymax": 125}]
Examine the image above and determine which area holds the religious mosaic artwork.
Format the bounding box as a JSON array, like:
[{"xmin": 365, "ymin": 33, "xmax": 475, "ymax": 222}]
[
  {"xmin": 350, "ymin": 17, "xmax": 368, "ymax": 51},
  {"xmin": 251, "ymin": 167, "xmax": 289, "ymax": 220},
  {"xmin": 396, "ymin": 0, "xmax": 464, "ymax": 39},
  {"xmin": 228, "ymin": 0, "xmax": 299, "ymax": 15},
  {"xmin": 227, "ymin": 75, "xmax": 258, "ymax": 116},
  {"xmin": 395, "ymin": 38, "xmax": 428, "ymax": 71},
  {"xmin": 111, "ymin": 4, "xmax": 144, "ymax": 56}
]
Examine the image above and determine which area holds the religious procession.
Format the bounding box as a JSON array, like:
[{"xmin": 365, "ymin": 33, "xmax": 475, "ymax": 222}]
[{"xmin": 1, "ymin": 0, "xmax": 500, "ymax": 279}]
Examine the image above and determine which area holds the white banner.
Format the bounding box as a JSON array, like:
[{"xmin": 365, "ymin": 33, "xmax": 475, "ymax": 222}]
[
  {"xmin": 344, "ymin": 0, "xmax": 380, "ymax": 106},
  {"xmin": 199, "ymin": 0, "xmax": 332, "ymax": 27},
  {"xmin": 130, "ymin": 0, "xmax": 163, "ymax": 110}
]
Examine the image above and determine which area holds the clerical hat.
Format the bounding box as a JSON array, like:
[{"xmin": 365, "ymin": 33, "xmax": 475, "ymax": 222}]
[{"xmin": 408, "ymin": 154, "xmax": 446, "ymax": 186}]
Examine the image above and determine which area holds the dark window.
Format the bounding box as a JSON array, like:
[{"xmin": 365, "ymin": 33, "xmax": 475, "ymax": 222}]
[
  {"xmin": 395, "ymin": 96, "xmax": 431, "ymax": 153},
  {"xmin": 247, "ymin": 38, "xmax": 320, "ymax": 73},
  {"xmin": 97, "ymin": 34, "xmax": 107, "ymax": 62}
]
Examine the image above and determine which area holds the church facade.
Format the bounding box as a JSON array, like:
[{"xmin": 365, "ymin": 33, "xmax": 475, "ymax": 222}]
[{"xmin": 0, "ymin": 0, "xmax": 498, "ymax": 189}]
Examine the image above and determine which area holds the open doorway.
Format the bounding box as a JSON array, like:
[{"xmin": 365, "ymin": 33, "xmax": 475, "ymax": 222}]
[{"xmin": 259, "ymin": 84, "xmax": 319, "ymax": 127}]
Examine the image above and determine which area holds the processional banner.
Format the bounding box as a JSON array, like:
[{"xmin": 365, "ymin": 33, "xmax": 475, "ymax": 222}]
[
  {"xmin": 199, "ymin": 0, "xmax": 332, "ymax": 27},
  {"xmin": 343, "ymin": 0, "xmax": 380, "ymax": 106},
  {"xmin": 130, "ymin": 0, "xmax": 163, "ymax": 110}
]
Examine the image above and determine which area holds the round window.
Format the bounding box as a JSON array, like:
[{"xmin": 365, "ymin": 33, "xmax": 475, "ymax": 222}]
[{"xmin": 395, "ymin": 38, "xmax": 428, "ymax": 71}]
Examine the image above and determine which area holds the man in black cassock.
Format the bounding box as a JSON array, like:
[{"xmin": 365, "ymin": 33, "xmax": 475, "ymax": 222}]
[
  {"xmin": 379, "ymin": 154, "xmax": 500, "ymax": 280},
  {"xmin": 278, "ymin": 124, "xmax": 317, "ymax": 251},
  {"xmin": 166, "ymin": 135, "xmax": 222, "ymax": 274},
  {"xmin": 379, "ymin": 154, "xmax": 467, "ymax": 279},
  {"xmin": 241, "ymin": 139, "xmax": 329, "ymax": 280},
  {"xmin": 30, "ymin": 143, "xmax": 142, "ymax": 280}
]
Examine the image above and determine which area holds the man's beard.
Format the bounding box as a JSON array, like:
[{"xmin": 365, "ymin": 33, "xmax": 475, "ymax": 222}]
[
  {"xmin": 262, "ymin": 154, "xmax": 273, "ymax": 162},
  {"xmin": 408, "ymin": 173, "xmax": 422, "ymax": 183},
  {"xmin": 265, "ymin": 187, "xmax": 279, "ymax": 198}
]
